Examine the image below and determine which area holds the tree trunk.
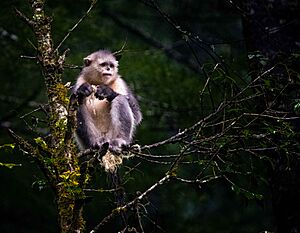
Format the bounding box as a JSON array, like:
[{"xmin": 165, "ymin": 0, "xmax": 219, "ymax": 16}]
[{"xmin": 15, "ymin": 1, "xmax": 85, "ymax": 232}]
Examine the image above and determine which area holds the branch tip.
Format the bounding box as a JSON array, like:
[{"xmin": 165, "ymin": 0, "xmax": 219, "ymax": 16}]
[{"xmin": 14, "ymin": 8, "xmax": 34, "ymax": 27}]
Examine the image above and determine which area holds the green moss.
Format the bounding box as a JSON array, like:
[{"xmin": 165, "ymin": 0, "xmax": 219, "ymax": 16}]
[{"xmin": 54, "ymin": 83, "xmax": 69, "ymax": 106}]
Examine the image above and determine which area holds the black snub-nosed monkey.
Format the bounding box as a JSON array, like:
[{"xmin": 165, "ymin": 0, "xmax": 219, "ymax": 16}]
[{"xmin": 73, "ymin": 50, "xmax": 142, "ymax": 153}]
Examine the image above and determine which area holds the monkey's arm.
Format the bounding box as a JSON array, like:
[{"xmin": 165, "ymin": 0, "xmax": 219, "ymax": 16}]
[
  {"xmin": 95, "ymin": 84, "xmax": 141, "ymax": 124},
  {"xmin": 109, "ymin": 94, "xmax": 135, "ymax": 152},
  {"xmin": 127, "ymin": 90, "xmax": 142, "ymax": 125}
]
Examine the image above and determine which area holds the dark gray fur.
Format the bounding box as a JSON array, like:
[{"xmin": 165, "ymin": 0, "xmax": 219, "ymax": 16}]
[{"xmin": 73, "ymin": 50, "xmax": 142, "ymax": 152}]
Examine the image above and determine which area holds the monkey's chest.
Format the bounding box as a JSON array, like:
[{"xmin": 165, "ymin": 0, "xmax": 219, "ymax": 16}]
[{"xmin": 85, "ymin": 95, "xmax": 112, "ymax": 133}]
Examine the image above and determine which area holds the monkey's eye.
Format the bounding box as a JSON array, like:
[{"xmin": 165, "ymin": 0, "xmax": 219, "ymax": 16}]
[
  {"xmin": 99, "ymin": 62, "xmax": 108, "ymax": 67},
  {"xmin": 109, "ymin": 63, "xmax": 115, "ymax": 68}
]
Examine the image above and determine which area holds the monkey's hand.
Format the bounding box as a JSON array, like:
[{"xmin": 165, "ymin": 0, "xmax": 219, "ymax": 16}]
[
  {"xmin": 76, "ymin": 83, "xmax": 93, "ymax": 104},
  {"xmin": 95, "ymin": 85, "xmax": 119, "ymax": 102}
]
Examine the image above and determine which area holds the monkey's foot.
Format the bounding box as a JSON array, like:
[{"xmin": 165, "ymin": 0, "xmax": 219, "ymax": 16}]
[
  {"xmin": 91, "ymin": 139, "xmax": 109, "ymax": 150},
  {"xmin": 130, "ymin": 144, "xmax": 141, "ymax": 153},
  {"xmin": 109, "ymin": 138, "xmax": 127, "ymax": 154}
]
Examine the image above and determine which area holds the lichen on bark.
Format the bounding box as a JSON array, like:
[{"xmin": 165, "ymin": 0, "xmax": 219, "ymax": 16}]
[{"xmin": 14, "ymin": 0, "xmax": 86, "ymax": 232}]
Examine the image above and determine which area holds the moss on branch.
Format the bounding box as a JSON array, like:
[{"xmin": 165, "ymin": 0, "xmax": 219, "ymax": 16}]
[{"xmin": 15, "ymin": 0, "xmax": 86, "ymax": 232}]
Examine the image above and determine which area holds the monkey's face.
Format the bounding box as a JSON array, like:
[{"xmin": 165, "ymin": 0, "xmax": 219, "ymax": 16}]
[
  {"xmin": 97, "ymin": 58, "xmax": 118, "ymax": 83},
  {"xmin": 84, "ymin": 51, "xmax": 119, "ymax": 85}
]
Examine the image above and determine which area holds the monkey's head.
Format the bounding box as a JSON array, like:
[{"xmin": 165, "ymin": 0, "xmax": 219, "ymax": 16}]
[{"xmin": 83, "ymin": 50, "xmax": 120, "ymax": 85}]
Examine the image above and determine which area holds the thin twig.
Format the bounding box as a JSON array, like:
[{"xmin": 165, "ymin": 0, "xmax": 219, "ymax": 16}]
[
  {"xmin": 243, "ymin": 113, "xmax": 300, "ymax": 120},
  {"xmin": 14, "ymin": 8, "xmax": 34, "ymax": 27},
  {"xmin": 172, "ymin": 175, "xmax": 221, "ymax": 185},
  {"xmin": 54, "ymin": 0, "xmax": 98, "ymax": 52},
  {"xmin": 20, "ymin": 55, "xmax": 37, "ymax": 60},
  {"xmin": 90, "ymin": 174, "xmax": 171, "ymax": 233}
]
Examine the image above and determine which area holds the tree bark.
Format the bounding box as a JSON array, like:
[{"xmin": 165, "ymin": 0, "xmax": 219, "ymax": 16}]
[{"xmin": 15, "ymin": 1, "xmax": 85, "ymax": 232}]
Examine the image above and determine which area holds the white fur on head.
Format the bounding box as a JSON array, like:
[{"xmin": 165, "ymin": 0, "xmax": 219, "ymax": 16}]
[
  {"xmin": 82, "ymin": 50, "xmax": 120, "ymax": 85},
  {"xmin": 83, "ymin": 50, "xmax": 119, "ymax": 67},
  {"xmin": 83, "ymin": 56, "xmax": 92, "ymax": 66}
]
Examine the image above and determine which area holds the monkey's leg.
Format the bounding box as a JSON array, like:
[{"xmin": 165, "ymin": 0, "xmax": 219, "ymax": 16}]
[{"xmin": 109, "ymin": 95, "xmax": 135, "ymax": 152}]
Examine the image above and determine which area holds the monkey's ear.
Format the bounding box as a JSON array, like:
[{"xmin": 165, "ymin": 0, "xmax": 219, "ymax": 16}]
[{"xmin": 83, "ymin": 56, "xmax": 92, "ymax": 66}]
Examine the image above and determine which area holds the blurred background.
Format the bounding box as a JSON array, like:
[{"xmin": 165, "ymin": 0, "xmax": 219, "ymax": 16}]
[{"xmin": 0, "ymin": 0, "xmax": 277, "ymax": 232}]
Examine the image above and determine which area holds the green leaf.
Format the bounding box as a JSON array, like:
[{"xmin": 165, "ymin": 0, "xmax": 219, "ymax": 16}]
[
  {"xmin": 0, "ymin": 144, "xmax": 15, "ymax": 153},
  {"xmin": 34, "ymin": 137, "xmax": 48, "ymax": 150},
  {"xmin": 0, "ymin": 144, "xmax": 20, "ymax": 169},
  {"xmin": 231, "ymin": 184, "xmax": 240, "ymax": 195},
  {"xmin": 0, "ymin": 162, "xmax": 21, "ymax": 169},
  {"xmin": 294, "ymin": 101, "xmax": 300, "ymax": 111}
]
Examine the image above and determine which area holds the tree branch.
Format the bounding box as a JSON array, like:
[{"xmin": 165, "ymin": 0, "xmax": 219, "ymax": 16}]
[
  {"xmin": 14, "ymin": 8, "xmax": 34, "ymax": 27},
  {"xmin": 90, "ymin": 174, "xmax": 171, "ymax": 232},
  {"xmin": 55, "ymin": 0, "xmax": 98, "ymax": 52},
  {"xmin": 7, "ymin": 128, "xmax": 57, "ymax": 191},
  {"xmin": 103, "ymin": 10, "xmax": 200, "ymax": 73}
]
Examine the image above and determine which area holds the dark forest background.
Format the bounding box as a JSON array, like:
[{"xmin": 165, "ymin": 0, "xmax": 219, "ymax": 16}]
[{"xmin": 0, "ymin": 0, "xmax": 299, "ymax": 232}]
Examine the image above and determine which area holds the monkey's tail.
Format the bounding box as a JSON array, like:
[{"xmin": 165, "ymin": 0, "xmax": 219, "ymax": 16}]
[{"xmin": 110, "ymin": 169, "xmax": 128, "ymax": 229}]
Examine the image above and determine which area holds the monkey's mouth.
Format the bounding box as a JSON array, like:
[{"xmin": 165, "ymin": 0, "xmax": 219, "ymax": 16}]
[{"xmin": 103, "ymin": 73, "xmax": 112, "ymax": 76}]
